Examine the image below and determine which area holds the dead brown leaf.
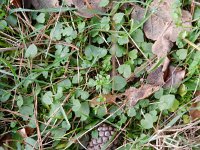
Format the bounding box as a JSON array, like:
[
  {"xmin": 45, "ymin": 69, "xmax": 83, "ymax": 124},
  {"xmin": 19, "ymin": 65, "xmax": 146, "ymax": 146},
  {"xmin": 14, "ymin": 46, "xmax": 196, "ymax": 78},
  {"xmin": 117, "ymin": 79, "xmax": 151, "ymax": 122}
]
[
  {"xmin": 190, "ymin": 91, "xmax": 200, "ymax": 120},
  {"xmin": 69, "ymin": 0, "xmax": 104, "ymax": 18},
  {"xmin": 17, "ymin": 127, "xmax": 35, "ymax": 138},
  {"xmin": 125, "ymin": 84, "xmax": 160, "ymax": 106},
  {"xmin": 131, "ymin": 3, "xmax": 145, "ymax": 22},
  {"xmin": 146, "ymin": 66, "xmax": 165, "ymax": 86},
  {"xmin": 90, "ymin": 94, "xmax": 117, "ymax": 107},
  {"xmin": 164, "ymin": 65, "xmax": 186, "ymax": 88},
  {"xmin": 143, "ymin": 0, "xmax": 192, "ymax": 41},
  {"xmin": 131, "ymin": 0, "xmax": 192, "ymax": 62},
  {"xmin": 31, "ymin": 0, "xmax": 59, "ymax": 9}
]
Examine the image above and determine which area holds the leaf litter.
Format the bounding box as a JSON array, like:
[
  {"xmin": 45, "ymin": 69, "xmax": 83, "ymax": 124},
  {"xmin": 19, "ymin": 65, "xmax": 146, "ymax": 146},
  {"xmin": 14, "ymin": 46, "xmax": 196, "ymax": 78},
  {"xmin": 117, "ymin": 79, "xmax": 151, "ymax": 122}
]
[
  {"xmin": 2, "ymin": 1, "xmax": 198, "ymax": 148},
  {"xmin": 10, "ymin": 0, "xmax": 191, "ymax": 108},
  {"xmin": 190, "ymin": 91, "xmax": 200, "ymax": 120}
]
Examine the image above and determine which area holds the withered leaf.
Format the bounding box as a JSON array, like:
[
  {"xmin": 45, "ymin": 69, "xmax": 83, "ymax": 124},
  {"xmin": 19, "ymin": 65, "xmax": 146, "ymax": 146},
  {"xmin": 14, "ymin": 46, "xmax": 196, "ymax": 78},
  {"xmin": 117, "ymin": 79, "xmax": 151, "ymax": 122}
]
[
  {"xmin": 152, "ymin": 35, "xmax": 173, "ymax": 58},
  {"xmin": 31, "ymin": 0, "xmax": 59, "ymax": 9},
  {"xmin": 125, "ymin": 84, "xmax": 159, "ymax": 106},
  {"xmin": 164, "ymin": 65, "xmax": 185, "ymax": 88},
  {"xmin": 143, "ymin": 0, "xmax": 192, "ymax": 41},
  {"xmin": 146, "ymin": 66, "xmax": 165, "ymax": 86},
  {"xmin": 71, "ymin": 0, "xmax": 104, "ymax": 18},
  {"xmin": 190, "ymin": 91, "xmax": 200, "ymax": 120},
  {"xmin": 131, "ymin": 0, "xmax": 192, "ymax": 61}
]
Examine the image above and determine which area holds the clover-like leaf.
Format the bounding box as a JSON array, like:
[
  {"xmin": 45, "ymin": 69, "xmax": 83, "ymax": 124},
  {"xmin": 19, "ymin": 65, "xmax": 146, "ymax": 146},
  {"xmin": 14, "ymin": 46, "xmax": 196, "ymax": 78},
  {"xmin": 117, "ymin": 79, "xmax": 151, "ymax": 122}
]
[
  {"xmin": 176, "ymin": 49, "xmax": 187, "ymax": 60},
  {"xmin": 118, "ymin": 64, "xmax": 131, "ymax": 78},
  {"xmin": 42, "ymin": 91, "xmax": 53, "ymax": 105},
  {"xmin": 113, "ymin": 13, "xmax": 124, "ymax": 24},
  {"xmin": 158, "ymin": 94, "xmax": 175, "ymax": 111},
  {"xmin": 112, "ymin": 76, "xmax": 127, "ymax": 91},
  {"xmin": 25, "ymin": 44, "xmax": 38, "ymax": 58},
  {"xmin": 36, "ymin": 13, "xmax": 45, "ymax": 23},
  {"xmin": 141, "ymin": 113, "xmax": 154, "ymax": 129}
]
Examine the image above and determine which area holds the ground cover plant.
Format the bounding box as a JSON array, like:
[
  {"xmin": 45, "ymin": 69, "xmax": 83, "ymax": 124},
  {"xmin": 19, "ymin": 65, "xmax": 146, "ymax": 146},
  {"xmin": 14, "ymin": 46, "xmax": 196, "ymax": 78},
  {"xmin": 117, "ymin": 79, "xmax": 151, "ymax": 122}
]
[{"xmin": 0, "ymin": 0, "xmax": 200, "ymax": 149}]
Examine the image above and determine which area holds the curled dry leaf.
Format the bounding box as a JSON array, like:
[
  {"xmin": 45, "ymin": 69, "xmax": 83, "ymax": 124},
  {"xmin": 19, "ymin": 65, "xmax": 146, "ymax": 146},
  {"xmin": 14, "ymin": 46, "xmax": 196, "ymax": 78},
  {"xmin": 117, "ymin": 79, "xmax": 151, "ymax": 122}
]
[
  {"xmin": 125, "ymin": 84, "xmax": 159, "ymax": 106},
  {"xmin": 190, "ymin": 91, "xmax": 200, "ymax": 120},
  {"xmin": 90, "ymin": 94, "xmax": 117, "ymax": 107},
  {"xmin": 164, "ymin": 65, "xmax": 185, "ymax": 88}
]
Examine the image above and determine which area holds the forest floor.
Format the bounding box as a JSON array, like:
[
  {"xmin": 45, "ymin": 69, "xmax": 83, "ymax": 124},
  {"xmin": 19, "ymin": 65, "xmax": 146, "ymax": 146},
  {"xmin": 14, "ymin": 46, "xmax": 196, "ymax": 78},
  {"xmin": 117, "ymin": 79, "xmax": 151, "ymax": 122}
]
[{"xmin": 0, "ymin": 0, "xmax": 200, "ymax": 149}]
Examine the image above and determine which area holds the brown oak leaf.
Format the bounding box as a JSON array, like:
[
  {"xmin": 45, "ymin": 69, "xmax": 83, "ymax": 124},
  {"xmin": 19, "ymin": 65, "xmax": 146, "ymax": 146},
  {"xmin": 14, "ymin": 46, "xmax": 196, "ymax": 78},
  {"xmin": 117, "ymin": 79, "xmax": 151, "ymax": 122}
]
[
  {"xmin": 125, "ymin": 84, "xmax": 159, "ymax": 106},
  {"xmin": 164, "ymin": 65, "xmax": 185, "ymax": 88}
]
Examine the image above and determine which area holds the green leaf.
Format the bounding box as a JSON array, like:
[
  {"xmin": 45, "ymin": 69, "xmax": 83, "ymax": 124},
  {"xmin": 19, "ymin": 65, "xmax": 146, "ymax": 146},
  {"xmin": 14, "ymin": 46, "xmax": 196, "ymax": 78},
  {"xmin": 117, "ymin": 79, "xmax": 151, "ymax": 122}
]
[
  {"xmin": 62, "ymin": 26, "xmax": 74, "ymax": 36},
  {"xmin": 75, "ymin": 102, "xmax": 90, "ymax": 121},
  {"xmin": 118, "ymin": 64, "xmax": 131, "ymax": 78},
  {"xmin": 80, "ymin": 91, "xmax": 89, "ymax": 100},
  {"xmin": 0, "ymin": 90, "xmax": 11, "ymax": 102},
  {"xmin": 112, "ymin": 76, "xmax": 127, "ymax": 91},
  {"xmin": 99, "ymin": 0, "xmax": 109, "ymax": 7},
  {"xmin": 96, "ymin": 105, "xmax": 107, "ymax": 117},
  {"xmin": 42, "ymin": 91, "xmax": 53, "ymax": 105},
  {"xmin": 178, "ymin": 84, "xmax": 187, "ymax": 97},
  {"xmin": 109, "ymin": 43, "xmax": 125, "ymax": 57},
  {"xmin": 19, "ymin": 105, "xmax": 34, "ymax": 120},
  {"xmin": 169, "ymin": 99, "xmax": 179, "ymax": 112},
  {"xmin": 25, "ymin": 44, "xmax": 38, "ymax": 58},
  {"xmin": 36, "ymin": 13, "xmax": 45, "ymax": 23},
  {"xmin": 176, "ymin": 49, "xmax": 187, "ymax": 60},
  {"xmin": 154, "ymin": 88, "xmax": 163, "ymax": 99},
  {"xmin": 49, "ymin": 102, "xmax": 62, "ymax": 119},
  {"xmin": 128, "ymin": 50, "xmax": 138, "ymax": 60},
  {"xmin": 91, "ymin": 130, "xmax": 99, "ymax": 139},
  {"xmin": 51, "ymin": 128, "xmax": 67, "ymax": 139},
  {"xmin": 131, "ymin": 29, "xmax": 144, "ymax": 43},
  {"xmin": 100, "ymin": 17, "xmax": 110, "ymax": 31},
  {"xmin": 149, "ymin": 110, "xmax": 158, "ymax": 122},
  {"xmin": 78, "ymin": 22, "xmax": 85, "ymax": 33},
  {"xmin": 113, "ymin": 13, "xmax": 124, "ymax": 24},
  {"xmin": 139, "ymin": 99, "xmax": 149, "ymax": 108},
  {"xmin": 117, "ymin": 35, "xmax": 129, "ymax": 45},
  {"xmin": 127, "ymin": 107, "xmax": 136, "ymax": 117},
  {"xmin": 118, "ymin": 114, "xmax": 127, "ymax": 126},
  {"xmin": 50, "ymin": 23, "xmax": 63, "ymax": 40},
  {"xmin": 6, "ymin": 15, "xmax": 17, "ymax": 26},
  {"xmin": 85, "ymin": 45, "xmax": 107, "ymax": 60},
  {"xmin": 58, "ymin": 79, "xmax": 71, "ymax": 89},
  {"xmin": 17, "ymin": 95, "xmax": 23, "ymax": 107},
  {"xmin": 72, "ymin": 99, "xmax": 81, "ymax": 112},
  {"xmin": 28, "ymin": 115, "xmax": 36, "ymax": 128},
  {"xmin": 182, "ymin": 115, "xmax": 190, "ymax": 124},
  {"xmin": 141, "ymin": 114, "xmax": 154, "ymax": 129},
  {"xmin": 25, "ymin": 137, "xmax": 38, "ymax": 150},
  {"xmin": 88, "ymin": 78, "xmax": 96, "ymax": 87},
  {"xmin": 158, "ymin": 94, "xmax": 175, "ymax": 111},
  {"xmin": 62, "ymin": 121, "xmax": 71, "ymax": 130},
  {"xmin": 55, "ymin": 87, "xmax": 63, "ymax": 100},
  {"xmin": 0, "ymin": 20, "xmax": 7, "ymax": 30},
  {"xmin": 72, "ymin": 74, "xmax": 83, "ymax": 84}
]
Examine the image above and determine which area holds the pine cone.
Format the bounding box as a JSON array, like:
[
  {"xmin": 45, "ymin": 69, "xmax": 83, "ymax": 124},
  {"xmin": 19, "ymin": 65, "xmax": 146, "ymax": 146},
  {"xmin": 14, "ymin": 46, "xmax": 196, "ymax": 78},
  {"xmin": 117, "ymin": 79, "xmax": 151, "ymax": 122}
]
[{"xmin": 87, "ymin": 123, "xmax": 119, "ymax": 150}]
